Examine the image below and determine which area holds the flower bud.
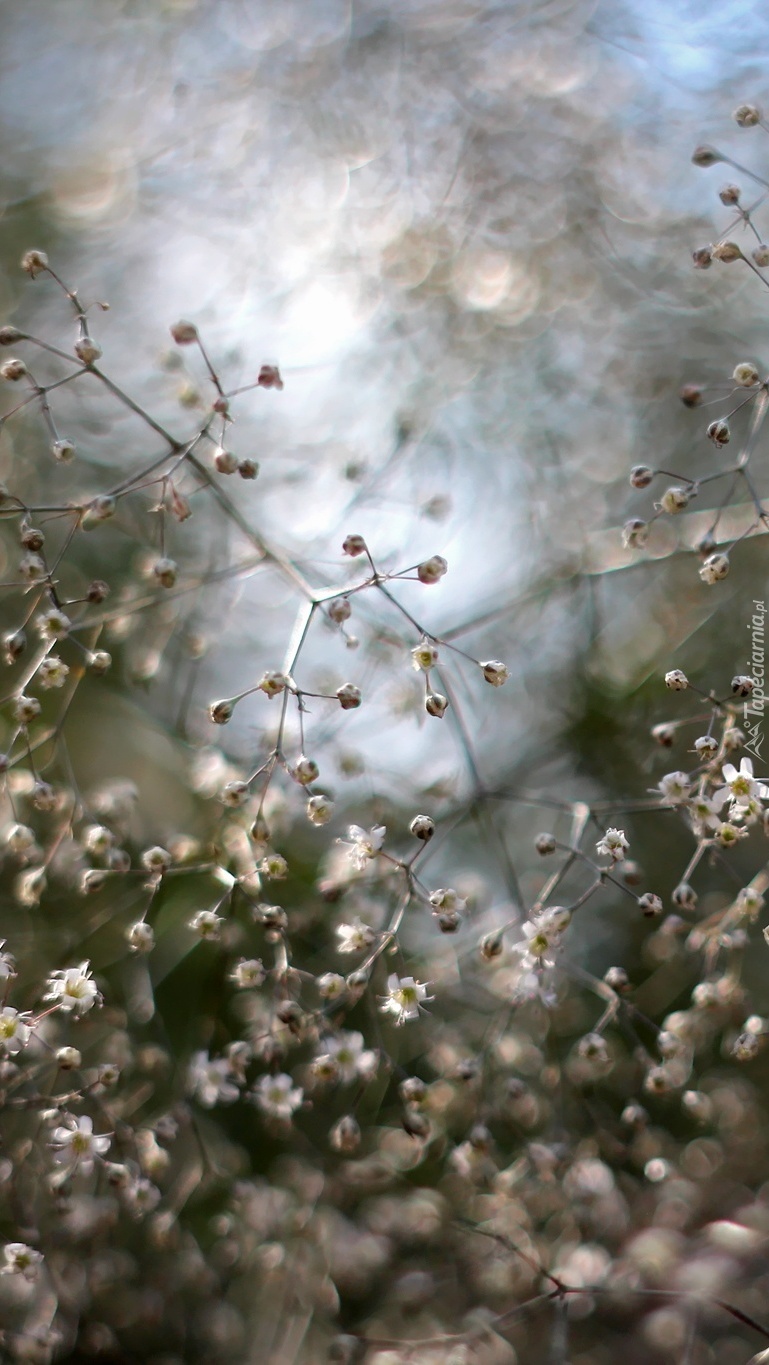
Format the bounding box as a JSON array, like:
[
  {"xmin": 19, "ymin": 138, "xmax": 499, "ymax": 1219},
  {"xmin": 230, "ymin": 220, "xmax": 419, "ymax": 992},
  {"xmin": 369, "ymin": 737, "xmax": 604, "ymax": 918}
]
[
  {"xmin": 733, "ymin": 103, "xmax": 761, "ymax": 127},
  {"xmin": 480, "ymin": 659, "xmax": 509, "ymax": 686},
  {"xmin": 0, "ymin": 326, "xmax": 22, "ymax": 345},
  {"xmin": 753, "ymin": 244, "xmax": 769, "ymax": 267},
  {"xmin": 733, "ymin": 361, "xmax": 759, "ymax": 387},
  {"xmin": 679, "ymin": 384, "xmax": 702, "ymax": 407},
  {"xmin": 659, "ymin": 486, "xmax": 691, "ymax": 514},
  {"xmin": 328, "ymin": 597, "xmax": 351, "ymax": 624},
  {"xmin": 56, "ymin": 1047, "xmax": 81, "ymax": 1070},
  {"xmin": 732, "ymin": 674, "xmax": 754, "ymax": 697},
  {"xmin": 294, "ymin": 755, "xmax": 319, "ymax": 786},
  {"xmin": 74, "ymin": 337, "xmax": 102, "ymax": 365},
  {"xmin": 257, "ymin": 364, "xmax": 283, "ymax": 389},
  {"xmin": 664, "ymin": 669, "xmax": 689, "ymax": 691},
  {"xmin": 410, "ymin": 814, "xmax": 435, "ymax": 841},
  {"xmin": 307, "ymin": 794, "xmax": 333, "ymax": 826},
  {"xmin": 638, "ymin": 892, "xmax": 663, "ymax": 918},
  {"xmin": 704, "ymin": 420, "xmax": 732, "ymax": 447},
  {"xmin": 622, "ymin": 519, "xmax": 649, "ymax": 549},
  {"xmin": 127, "ymin": 921, "xmax": 155, "ymax": 953},
  {"xmin": 417, "ymin": 555, "xmax": 448, "ymax": 585},
  {"xmin": 691, "ymin": 144, "xmax": 722, "ymax": 167},
  {"xmin": 719, "ymin": 183, "xmax": 741, "ymax": 205},
  {"xmin": 330, "ymin": 1115, "xmax": 361, "ymax": 1153},
  {"xmin": 21, "ymin": 249, "xmax": 48, "ymax": 277},
  {"xmin": 170, "ymin": 320, "xmax": 198, "ymax": 344},
  {"xmin": 699, "ymin": 552, "xmax": 729, "ymax": 584},
  {"xmin": 425, "ymin": 692, "xmax": 449, "ymax": 718},
  {"xmin": 711, "ymin": 241, "xmax": 743, "ymax": 262},
  {"xmin": 535, "ymin": 832, "xmax": 556, "ymax": 855},
  {"xmin": 51, "ymin": 437, "xmax": 76, "ymax": 462},
  {"xmin": 1, "ymin": 358, "xmax": 27, "ymax": 381},
  {"xmin": 342, "ymin": 534, "xmax": 366, "ymax": 556},
  {"xmin": 336, "ymin": 683, "xmax": 361, "ymax": 710},
  {"xmin": 692, "ymin": 246, "xmax": 713, "ymax": 269},
  {"xmin": 87, "ymin": 650, "xmax": 112, "ymax": 675},
  {"xmin": 238, "ymin": 459, "xmax": 259, "ymax": 479},
  {"xmin": 629, "ymin": 464, "xmax": 654, "ymax": 488},
  {"xmin": 153, "ymin": 557, "xmax": 178, "ymax": 588},
  {"xmin": 213, "ymin": 446, "xmax": 238, "ymax": 474}
]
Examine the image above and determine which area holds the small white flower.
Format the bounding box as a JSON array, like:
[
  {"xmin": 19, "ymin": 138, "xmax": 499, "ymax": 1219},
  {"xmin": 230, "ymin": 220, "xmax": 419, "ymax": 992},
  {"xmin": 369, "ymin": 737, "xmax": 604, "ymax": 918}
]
[
  {"xmin": 50, "ymin": 1115, "xmax": 111, "ymax": 1176},
  {"xmin": 0, "ymin": 942, "xmax": 17, "ymax": 980},
  {"xmin": 315, "ymin": 1030, "xmax": 376, "ymax": 1084},
  {"xmin": 0, "ymin": 1007, "xmax": 31, "ymax": 1054},
  {"xmin": 229, "ymin": 958, "xmax": 266, "ymax": 989},
  {"xmin": 655, "ymin": 771, "xmax": 691, "ymax": 805},
  {"xmin": 713, "ymin": 757, "xmax": 769, "ymax": 814},
  {"xmin": 596, "ymin": 828, "xmax": 629, "ymax": 861},
  {"xmin": 252, "ymin": 1072, "xmax": 303, "ymax": 1120},
  {"xmin": 189, "ymin": 909, "xmax": 224, "ymax": 940},
  {"xmin": 44, "ymin": 961, "xmax": 99, "ymax": 1015},
  {"xmin": 429, "ymin": 887, "xmax": 467, "ymax": 913},
  {"xmin": 36, "ymin": 656, "xmax": 70, "ymax": 689},
  {"xmin": 187, "ymin": 1051, "xmax": 240, "ymax": 1107},
  {"xmin": 2, "ymin": 1243, "xmax": 43, "ymax": 1280},
  {"xmin": 340, "ymin": 824, "xmax": 386, "ymax": 871},
  {"xmin": 379, "ymin": 974, "xmax": 433, "ymax": 1026},
  {"xmin": 335, "ymin": 917, "xmax": 377, "ymax": 954},
  {"xmin": 411, "ymin": 640, "xmax": 439, "ymax": 672}
]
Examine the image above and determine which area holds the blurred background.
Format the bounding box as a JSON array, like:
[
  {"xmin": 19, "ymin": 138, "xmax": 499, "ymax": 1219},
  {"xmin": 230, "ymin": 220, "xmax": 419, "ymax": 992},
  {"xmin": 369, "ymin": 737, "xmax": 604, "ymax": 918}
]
[{"xmin": 2, "ymin": 1, "xmax": 769, "ymax": 1362}]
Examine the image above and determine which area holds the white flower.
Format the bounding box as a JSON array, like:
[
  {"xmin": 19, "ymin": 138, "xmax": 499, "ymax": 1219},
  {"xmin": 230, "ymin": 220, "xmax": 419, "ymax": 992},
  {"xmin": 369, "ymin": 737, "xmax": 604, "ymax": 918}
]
[
  {"xmin": 50, "ymin": 1115, "xmax": 111, "ymax": 1176},
  {"xmin": 0, "ymin": 1007, "xmax": 31, "ymax": 1054},
  {"xmin": 44, "ymin": 961, "xmax": 99, "ymax": 1015},
  {"xmin": 713, "ymin": 758, "xmax": 769, "ymax": 814},
  {"xmin": 0, "ymin": 942, "xmax": 16, "ymax": 980},
  {"xmin": 252, "ymin": 1072, "xmax": 303, "ymax": 1120},
  {"xmin": 187, "ymin": 1051, "xmax": 240, "ymax": 1108},
  {"xmin": 655, "ymin": 772, "xmax": 691, "ymax": 805},
  {"xmin": 335, "ymin": 917, "xmax": 377, "ymax": 954},
  {"xmin": 2, "ymin": 1243, "xmax": 43, "ymax": 1280},
  {"xmin": 340, "ymin": 824, "xmax": 386, "ymax": 871},
  {"xmin": 429, "ymin": 888, "xmax": 467, "ymax": 913},
  {"xmin": 189, "ymin": 908, "xmax": 224, "ymax": 940},
  {"xmin": 411, "ymin": 641, "xmax": 439, "ymax": 672},
  {"xmin": 316, "ymin": 1031, "xmax": 377, "ymax": 1084},
  {"xmin": 379, "ymin": 974, "xmax": 433, "ymax": 1026},
  {"xmin": 596, "ymin": 828, "xmax": 629, "ymax": 861},
  {"xmin": 229, "ymin": 958, "xmax": 266, "ymax": 989},
  {"xmin": 512, "ymin": 907, "xmax": 570, "ymax": 971}
]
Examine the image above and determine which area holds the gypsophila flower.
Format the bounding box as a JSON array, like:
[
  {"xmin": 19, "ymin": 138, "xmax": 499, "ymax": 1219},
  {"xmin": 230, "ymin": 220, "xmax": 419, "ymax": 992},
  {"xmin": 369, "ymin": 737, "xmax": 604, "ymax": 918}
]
[
  {"xmin": 317, "ymin": 972, "xmax": 347, "ymax": 999},
  {"xmin": 229, "ymin": 958, "xmax": 266, "ymax": 989},
  {"xmin": 50, "ymin": 1114, "xmax": 111, "ymax": 1176},
  {"xmin": 335, "ymin": 917, "xmax": 377, "ymax": 954},
  {"xmin": 0, "ymin": 1007, "xmax": 31, "ymax": 1054},
  {"xmin": 596, "ymin": 828, "xmax": 630, "ymax": 861},
  {"xmin": 187, "ymin": 1051, "xmax": 240, "ymax": 1107},
  {"xmin": 44, "ymin": 961, "xmax": 99, "ymax": 1014},
  {"xmin": 257, "ymin": 670, "xmax": 289, "ymax": 698},
  {"xmin": 189, "ymin": 908, "xmax": 224, "ymax": 940},
  {"xmin": 2, "ymin": 1244, "xmax": 43, "ymax": 1280},
  {"xmin": 0, "ymin": 942, "xmax": 16, "ymax": 980},
  {"xmin": 36, "ymin": 656, "xmax": 69, "ymax": 689},
  {"xmin": 412, "ymin": 640, "xmax": 439, "ymax": 671},
  {"xmin": 655, "ymin": 772, "xmax": 692, "ymax": 805},
  {"xmin": 429, "ymin": 887, "xmax": 467, "ymax": 914},
  {"xmin": 126, "ymin": 921, "xmax": 155, "ymax": 953},
  {"xmin": 340, "ymin": 824, "xmax": 386, "ymax": 870},
  {"xmin": 713, "ymin": 757, "xmax": 769, "ymax": 814},
  {"xmin": 307, "ymin": 794, "xmax": 334, "ymax": 825},
  {"xmin": 252, "ymin": 1072, "xmax": 303, "ymax": 1120},
  {"xmin": 379, "ymin": 973, "xmax": 433, "ymax": 1026},
  {"xmin": 700, "ymin": 552, "xmax": 730, "ymax": 584},
  {"xmin": 316, "ymin": 1031, "xmax": 377, "ymax": 1084},
  {"xmin": 665, "ymin": 669, "xmax": 689, "ymax": 691}
]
